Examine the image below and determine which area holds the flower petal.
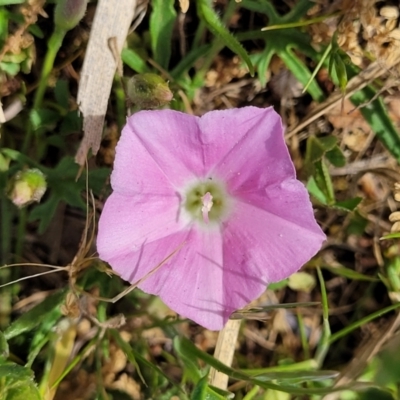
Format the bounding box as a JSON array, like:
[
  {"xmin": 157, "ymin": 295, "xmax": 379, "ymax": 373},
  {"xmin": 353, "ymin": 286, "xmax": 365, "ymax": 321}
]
[
  {"xmin": 111, "ymin": 110, "xmax": 205, "ymax": 195},
  {"xmin": 223, "ymin": 185, "xmax": 325, "ymax": 285},
  {"xmin": 103, "ymin": 225, "xmax": 230, "ymax": 330},
  {"xmin": 139, "ymin": 228, "xmax": 230, "ymax": 330},
  {"xmin": 198, "ymin": 107, "xmax": 292, "ymax": 192},
  {"xmin": 97, "ymin": 192, "xmax": 183, "ymax": 262}
]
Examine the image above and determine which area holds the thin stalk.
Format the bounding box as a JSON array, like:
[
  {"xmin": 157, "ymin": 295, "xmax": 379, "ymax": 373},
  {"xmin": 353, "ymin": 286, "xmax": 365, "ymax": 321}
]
[
  {"xmin": 14, "ymin": 208, "xmax": 27, "ymax": 263},
  {"xmin": 22, "ymin": 27, "xmax": 67, "ymax": 155},
  {"xmin": 0, "ymin": 176, "xmax": 11, "ymax": 265},
  {"xmin": 297, "ymin": 311, "xmax": 310, "ymax": 360},
  {"xmin": 33, "ymin": 28, "xmax": 67, "ymax": 110},
  {"xmin": 315, "ymin": 267, "xmax": 331, "ymax": 367},
  {"xmin": 329, "ymin": 302, "xmax": 400, "ymax": 344}
]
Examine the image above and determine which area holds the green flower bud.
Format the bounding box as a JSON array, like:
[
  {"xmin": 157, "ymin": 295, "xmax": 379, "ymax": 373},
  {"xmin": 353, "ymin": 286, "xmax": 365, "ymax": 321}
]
[
  {"xmin": 54, "ymin": 0, "xmax": 89, "ymax": 31},
  {"xmin": 7, "ymin": 168, "xmax": 47, "ymax": 208},
  {"xmin": 126, "ymin": 73, "xmax": 173, "ymax": 110}
]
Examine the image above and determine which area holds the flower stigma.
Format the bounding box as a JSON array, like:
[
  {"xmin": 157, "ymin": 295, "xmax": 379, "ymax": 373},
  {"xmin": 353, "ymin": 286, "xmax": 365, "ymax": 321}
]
[
  {"xmin": 183, "ymin": 180, "xmax": 229, "ymax": 225},
  {"xmin": 201, "ymin": 192, "xmax": 213, "ymax": 224}
]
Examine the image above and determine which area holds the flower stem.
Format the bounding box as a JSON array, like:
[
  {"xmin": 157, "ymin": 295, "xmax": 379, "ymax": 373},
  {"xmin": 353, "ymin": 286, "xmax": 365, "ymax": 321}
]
[
  {"xmin": 14, "ymin": 208, "xmax": 27, "ymax": 263},
  {"xmin": 34, "ymin": 28, "xmax": 67, "ymax": 110},
  {"xmin": 209, "ymin": 319, "xmax": 241, "ymax": 390},
  {"xmin": 22, "ymin": 27, "xmax": 67, "ymax": 155}
]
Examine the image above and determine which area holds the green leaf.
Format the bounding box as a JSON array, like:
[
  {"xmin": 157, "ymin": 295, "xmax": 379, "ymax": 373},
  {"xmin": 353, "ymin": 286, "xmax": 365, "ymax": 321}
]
[
  {"xmin": 171, "ymin": 44, "xmax": 211, "ymax": 80},
  {"xmin": 191, "ymin": 378, "xmax": 234, "ymax": 400},
  {"xmin": 307, "ymin": 175, "xmax": 328, "ymax": 205},
  {"xmin": 347, "ymin": 211, "xmax": 369, "ymax": 235},
  {"xmin": 333, "ymin": 197, "xmax": 362, "ymax": 212},
  {"xmin": 30, "ymin": 108, "xmax": 60, "ymax": 131},
  {"xmin": 54, "ymin": 79, "xmax": 70, "ymax": 110},
  {"xmin": 28, "ymin": 195, "xmax": 59, "ymax": 233},
  {"xmin": 325, "ymin": 145, "xmax": 346, "ymax": 167},
  {"xmin": 4, "ymin": 289, "xmax": 66, "ymax": 340},
  {"xmin": 0, "ymin": 331, "xmax": 8, "ymax": 358},
  {"xmin": 149, "ymin": 0, "xmax": 176, "ymax": 69},
  {"xmin": 268, "ymin": 279, "xmax": 289, "ymax": 290},
  {"xmin": 28, "ymin": 157, "xmax": 109, "ymax": 233},
  {"xmin": 305, "ymin": 136, "xmax": 326, "ymax": 164},
  {"xmin": 28, "ymin": 23, "xmax": 44, "ymax": 39},
  {"xmin": 230, "ymin": 302, "xmax": 320, "ymax": 320},
  {"xmin": 237, "ymin": 1, "xmax": 323, "ymax": 97},
  {"xmin": 0, "ymin": 152, "xmax": 10, "ymax": 172},
  {"xmin": 306, "ymin": 136, "xmax": 338, "ymax": 165},
  {"xmin": 381, "ymin": 232, "xmax": 400, "ymax": 240},
  {"xmin": 0, "ymin": 62, "xmax": 20, "ymax": 76},
  {"xmin": 322, "ymin": 265, "xmax": 378, "ymax": 282},
  {"xmin": 0, "ymin": 9, "xmax": 8, "ymax": 43},
  {"xmin": 191, "ymin": 375, "xmax": 208, "ymax": 400},
  {"xmin": 346, "ymin": 63, "xmax": 400, "ymax": 163},
  {"xmin": 0, "ymin": 363, "xmax": 41, "ymax": 400},
  {"xmin": 278, "ymin": 47, "xmax": 324, "ymax": 102},
  {"xmin": 318, "ymin": 136, "xmax": 338, "ymax": 152},
  {"xmin": 59, "ymin": 110, "xmax": 82, "ymax": 136},
  {"xmin": 0, "ymin": 0, "xmax": 25, "ymax": 4},
  {"xmin": 174, "ymin": 331, "xmax": 203, "ymax": 383},
  {"xmin": 121, "ymin": 48, "xmax": 150, "ymax": 74},
  {"xmin": 197, "ymin": 0, "xmax": 254, "ymax": 76},
  {"xmin": 109, "ymin": 329, "xmax": 183, "ymax": 392},
  {"xmin": 334, "ymin": 53, "xmax": 348, "ymax": 93},
  {"xmin": 313, "ymin": 160, "xmax": 335, "ymax": 205},
  {"xmin": 174, "ymin": 337, "xmax": 366, "ymax": 395}
]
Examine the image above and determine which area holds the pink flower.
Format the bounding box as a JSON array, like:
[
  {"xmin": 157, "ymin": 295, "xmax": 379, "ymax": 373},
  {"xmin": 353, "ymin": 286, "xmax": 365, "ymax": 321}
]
[{"xmin": 97, "ymin": 107, "xmax": 326, "ymax": 330}]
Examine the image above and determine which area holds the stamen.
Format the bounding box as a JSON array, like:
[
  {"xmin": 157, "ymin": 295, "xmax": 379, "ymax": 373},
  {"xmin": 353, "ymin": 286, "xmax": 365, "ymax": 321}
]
[{"xmin": 201, "ymin": 192, "xmax": 213, "ymax": 224}]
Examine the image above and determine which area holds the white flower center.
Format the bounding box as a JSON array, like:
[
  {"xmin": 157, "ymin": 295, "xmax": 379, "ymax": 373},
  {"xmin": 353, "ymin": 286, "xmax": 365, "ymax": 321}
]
[{"xmin": 183, "ymin": 179, "xmax": 231, "ymax": 225}]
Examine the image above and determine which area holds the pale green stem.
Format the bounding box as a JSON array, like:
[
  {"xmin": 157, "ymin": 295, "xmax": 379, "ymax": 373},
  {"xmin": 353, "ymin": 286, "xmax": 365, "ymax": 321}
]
[{"xmin": 22, "ymin": 27, "xmax": 67, "ymax": 155}]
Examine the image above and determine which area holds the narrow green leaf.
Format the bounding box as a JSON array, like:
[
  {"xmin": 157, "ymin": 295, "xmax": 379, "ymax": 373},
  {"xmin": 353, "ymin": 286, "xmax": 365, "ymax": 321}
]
[
  {"xmin": 121, "ymin": 48, "xmax": 149, "ymax": 74},
  {"xmin": 170, "ymin": 44, "xmax": 211, "ymax": 80},
  {"xmin": 0, "ymin": 330, "xmax": 9, "ymax": 358},
  {"xmin": 251, "ymin": 370, "xmax": 339, "ymax": 383},
  {"xmin": 381, "ymin": 232, "xmax": 400, "ymax": 240},
  {"xmin": 149, "ymin": 0, "xmax": 176, "ymax": 69},
  {"xmin": 174, "ymin": 333, "xmax": 203, "ymax": 383},
  {"xmin": 0, "ymin": 0, "xmax": 25, "ymax": 4},
  {"xmin": 332, "ymin": 53, "xmax": 347, "ymax": 92},
  {"xmin": 347, "ymin": 63, "xmax": 400, "ymax": 163},
  {"xmin": 109, "ymin": 329, "xmax": 183, "ymax": 392},
  {"xmin": 278, "ymin": 48, "xmax": 324, "ymax": 102},
  {"xmin": 230, "ymin": 302, "xmax": 319, "ymax": 320},
  {"xmin": 197, "ymin": 0, "xmax": 254, "ymax": 75},
  {"xmin": 322, "ymin": 265, "xmax": 378, "ymax": 281},
  {"xmin": 175, "ymin": 337, "xmax": 375, "ymax": 395},
  {"xmin": 329, "ymin": 302, "xmax": 400, "ymax": 344},
  {"xmin": 4, "ymin": 289, "xmax": 66, "ymax": 340}
]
